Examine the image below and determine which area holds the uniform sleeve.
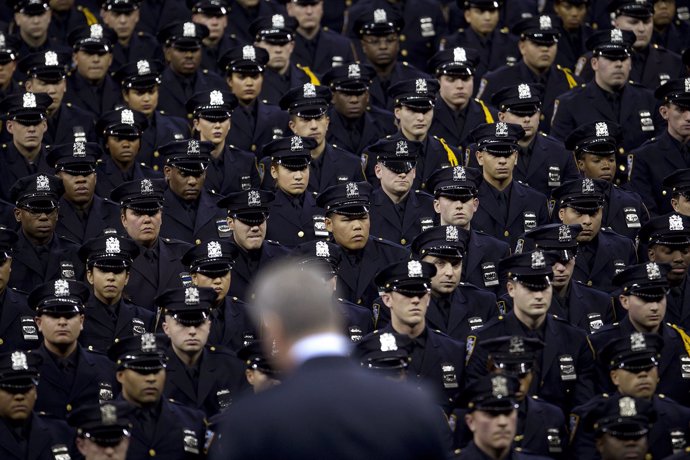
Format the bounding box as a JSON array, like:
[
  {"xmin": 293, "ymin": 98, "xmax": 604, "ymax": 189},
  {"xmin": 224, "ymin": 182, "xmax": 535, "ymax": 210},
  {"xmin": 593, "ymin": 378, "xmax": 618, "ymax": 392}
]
[
  {"xmin": 572, "ymin": 333, "xmax": 596, "ymax": 409},
  {"xmin": 549, "ymin": 97, "xmax": 575, "ymax": 142},
  {"xmin": 628, "ymin": 150, "xmax": 659, "ymax": 216}
]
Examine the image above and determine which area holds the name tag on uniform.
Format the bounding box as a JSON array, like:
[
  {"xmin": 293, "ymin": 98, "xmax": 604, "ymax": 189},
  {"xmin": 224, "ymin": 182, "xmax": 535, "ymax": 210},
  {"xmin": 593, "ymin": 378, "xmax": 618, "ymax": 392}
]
[
  {"xmin": 72, "ymin": 126, "xmax": 86, "ymax": 143},
  {"xmin": 482, "ymin": 262, "xmax": 499, "ymax": 287},
  {"xmin": 332, "ymin": 56, "xmax": 343, "ymax": 67},
  {"xmin": 348, "ymin": 326, "xmax": 363, "ymax": 342},
  {"xmin": 659, "ymin": 73, "xmax": 671, "ymax": 87},
  {"xmin": 679, "ymin": 6, "xmax": 690, "ymax": 20},
  {"xmin": 337, "ymin": 176, "xmax": 349, "ymax": 183},
  {"xmin": 313, "ymin": 215, "xmax": 329, "ymax": 238},
  {"xmin": 624, "ymin": 207, "xmax": 641, "ymax": 228},
  {"xmin": 242, "ymin": 332, "xmax": 255, "ymax": 347},
  {"xmin": 559, "ymin": 355, "xmax": 576, "ymax": 381},
  {"xmin": 586, "ymin": 313, "xmax": 603, "ymax": 334},
  {"xmin": 614, "ymin": 260, "xmax": 626, "ymax": 275},
  {"xmin": 183, "ymin": 429, "xmax": 200, "ymax": 454},
  {"xmin": 51, "ymin": 445, "xmax": 71, "ymax": 460},
  {"xmin": 441, "ymin": 363, "xmax": 458, "ymax": 389},
  {"xmin": 60, "ymin": 262, "xmax": 75, "ymax": 280},
  {"xmin": 21, "ymin": 316, "xmax": 39, "ymax": 341},
  {"xmin": 468, "ymin": 317, "xmax": 483, "ymax": 330},
  {"xmin": 420, "ymin": 217, "xmax": 434, "ymax": 232},
  {"xmin": 240, "ymin": 176, "xmax": 252, "ymax": 191},
  {"xmin": 523, "ymin": 211, "xmax": 537, "ymax": 231},
  {"xmin": 272, "ymin": 128, "xmax": 284, "ymax": 138},
  {"xmin": 420, "ymin": 17, "xmax": 435, "ymax": 37},
  {"xmin": 132, "ymin": 318, "xmax": 146, "ymax": 335},
  {"xmin": 547, "ymin": 428, "xmax": 562, "ymax": 454},
  {"xmin": 639, "ymin": 111, "xmax": 654, "ymax": 132},
  {"xmin": 179, "ymin": 272, "xmax": 193, "ymax": 287},
  {"xmin": 99, "ymin": 382, "xmax": 114, "ymax": 401},
  {"xmin": 671, "ymin": 430, "xmax": 687, "ymax": 453},
  {"xmin": 681, "ymin": 356, "xmax": 690, "ymax": 379},
  {"xmin": 216, "ymin": 219, "xmax": 232, "ymax": 238},
  {"xmin": 548, "ymin": 165, "xmax": 561, "ymax": 187},
  {"xmin": 216, "ymin": 389, "xmax": 232, "ymax": 409}
]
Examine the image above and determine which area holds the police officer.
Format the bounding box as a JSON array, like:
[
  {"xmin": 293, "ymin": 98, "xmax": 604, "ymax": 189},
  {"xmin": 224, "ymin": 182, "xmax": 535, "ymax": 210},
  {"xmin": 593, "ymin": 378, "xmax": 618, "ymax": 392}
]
[
  {"xmin": 552, "ymin": 0, "xmax": 594, "ymax": 71},
  {"xmin": 64, "ymin": 24, "xmax": 122, "ymax": 118},
  {"xmin": 367, "ymin": 259, "xmax": 465, "ymax": 412},
  {"xmin": 8, "ymin": 174, "xmax": 84, "ymax": 293},
  {"xmin": 470, "ymin": 122, "xmax": 550, "ymax": 247},
  {"xmin": 640, "ymin": 214, "xmax": 690, "ymax": 331},
  {"xmin": 187, "ymin": 89, "xmax": 260, "ymax": 197},
  {"xmin": 651, "ymin": 0, "xmax": 690, "ymax": 54},
  {"xmin": 380, "ymin": 77, "xmax": 463, "ymax": 190},
  {"xmin": 134, "ymin": 0, "xmax": 192, "ymax": 39},
  {"xmin": 94, "ymin": 107, "xmax": 161, "ymax": 197},
  {"xmin": 478, "ymin": 15, "xmax": 581, "ymax": 134},
  {"xmin": 8, "ymin": 0, "xmax": 70, "ymax": 58},
  {"xmin": 107, "ymin": 333, "xmax": 207, "ymax": 460},
  {"xmin": 115, "ymin": 59, "xmax": 190, "ymax": 172},
  {"xmin": 630, "ymin": 78, "xmax": 690, "ymax": 216},
  {"xmin": 0, "ymin": 34, "xmax": 19, "ymax": 99},
  {"xmin": 663, "ymin": 169, "xmax": 690, "ymax": 216},
  {"xmin": 101, "ymin": 0, "xmax": 162, "ymax": 72},
  {"xmin": 19, "ymin": 50, "xmax": 97, "ymax": 146},
  {"xmin": 0, "ymin": 92, "xmax": 54, "ymax": 202},
  {"xmin": 466, "ymin": 249, "xmax": 596, "ymax": 414},
  {"xmin": 552, "ymin": 178, "xmax": 637, "ymax": 293},
  {"xmin": 157, "ymin": 286, "xmax": 249, "ymax": 417},
  {"xmin": 217, "ymin": 44, "xmax": 289, "ymax": 154},
  {"xmin": 111, "ymin": 179, "xmax": 192, "ymax": 307},
  {"xmin": 427, "ymin": 47, "xmax": 497, "ymax": 150},
  {"xmin": 262, "ymin": 135, "xmax": 326, "ymax": 247},
  {"xmin": 368, "ymin": 138, "xmax": 435, "ymax": 246},
  {"xmin": 352, "ymin": 329, "xmax": 413, "ymax": 381},
  {"xmin": 235, "ymin": 340, "xmax": 280, "ymax": 393},
  {"xmin": 0, "ymin": 349, "xmax": 76, "ymax": 460},
  {"xmin": 217, "ymin": 189, "xmax": 291, "ymax": 301},
  {"xmin": 286, "ymin": 0, "xmax": 356, "ymax": 76},
  {"xmin": 406, "ymin": 224, "xmax": 499, "ymax": 339},
  {"xmin": 29, "ymin": 279, "xmax": 117, "ymax": 419},
  {"xmin": 0, "ymin": 228, "xmax": 39, "ymax": 352},
  {"xmin": 159, "ymin": 138, "xmax": 228, "ymax": 244},
  {"xmin": 67, "ymin": 401, "xmax": 134, "ymax": 460},
  {"xmin": 565, "ymin": 121, "xmax": 649, "ymax": 239},
  {"xmin": 322, "ymin": 62, "xmax": 396, "ymax": 156},
  {"xmin": 455, "ymin": 374, "xmax": 552, "ymax": 459},
  {"xmin": 250, "ymin": 13, "xmax": 313, "ymax": 106},
  {"xmin": 350, "ymin": 6, "xmax": 428, "ymax": 111},
  {"xmin": 48, "ymin": 142, "xmax": 123, "ymax": 244},
  {"xmin": 191, "ymin": 0, "xmax": 236, "ymax": 75},
  {"xmin": 551, "ymin": 29, "xmax": 660, "ymax": 183},
  {"xmin": 226, "ymin": 0, "xmax": 284, "ymax": 46},
  {"xmin": 78, "ymin": 231, "xmax": 154, "ymax": 353},
  {"xmin": 157, "ymin": 21, "xmax": 226, "ymax": 119},
  {"xmin": 316, "ymin": 181, "xmax": 408, "ymax": 307},
  {"xmin": 443, "ymin": 1, "xmax": 520, "ymax": 80},
  {"xmin": 589, "ymin": 262, "xmax": 690, "ymax": 407},
  {"xmin": 453, "ymin": 336, "xmax": 567, "ymax": 458},
  {"xmin": 267, "ymin": 83, "xmax": 364, "ymax": 193},
  {"xmin": 425, "ymin": 165, "xmax": 511, "ymax": 294},
  {"xmin": 516, "ymin": 223, "xmax": 615, "ymax": 333},
  {"xmin": 182, "ymin": 240, "xmax": 256, "ymax": 352},
  {"xmin": 570, "ymin": 333, "xmax": 690, "ymax": 459},
  {"xmin": 474, "ymin": 83, "xmax": 579, "ymax": 197}
]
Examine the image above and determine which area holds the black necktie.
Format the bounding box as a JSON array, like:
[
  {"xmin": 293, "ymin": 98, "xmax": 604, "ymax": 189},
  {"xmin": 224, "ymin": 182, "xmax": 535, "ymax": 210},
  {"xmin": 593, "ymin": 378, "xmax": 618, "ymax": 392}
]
[{"xmin": 138, "ymin": 408, "xmax": 156, "ymax": 440}]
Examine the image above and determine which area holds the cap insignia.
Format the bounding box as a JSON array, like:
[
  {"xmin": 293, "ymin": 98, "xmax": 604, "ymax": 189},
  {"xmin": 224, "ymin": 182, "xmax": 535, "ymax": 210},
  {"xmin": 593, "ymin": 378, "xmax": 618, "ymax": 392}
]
[
  {"xmin": 242, "ymin": 45, "xmax": 256, "ymax": 61},
  {"xmin": 23, "ymin": 93, "xmax": 36, "ymax": 108},
  {"xmin": 595, "ymin": 122, "xmax": 609, "ymax": 138},
  {"xmin": 0, "ymin": 34, "xmax": 5, "ymax": 49},
  {"xmin": 452, "ymin": 166, "xmax": 466, "ymax": 181},
  {"xmin": 11, "ymin": 351, "xmax": 28, "ymax": 371},
  {"xmin": 121, "ymin": 109, "xmax": 134, "ymax": 125},
  {"xmin": 140, "ymin": 333, "xmax": 157, "ymax": 352},
  {"xmin": 44, "ymin": 51, "xmax": 58, "ymax": 66},
  {"xmin": 453, "ymin": 47, "xmax": 467, "ymax": 63},
  {"xmin": 373, "ymin": 8, "xmax": 387, "ymax": 23},
  {"xmin": 630, "ymin": 332, "xmax": 647, "ymax": 352},
  {"xmin": 140, "ymin": 179, "xmax": 154, "ymax": 194},
  {"xmin": 415, "ymin": 78, "xmax": 427, "ymax": 94},
  {"xmin": 582, "ymin": 178, "xmax": 595, "ymax": 194},
  {"xmin": 303, "ymin": 83, "xmax": 317, "ymax": 98},
  {"xmin": 611, "ymin": 29, "xmax": 623, "ymax": 43},
  {"xmin": 685, "ymin": 78, "xmax": 690, "ymax": 93},
  {"xmin": 54, "ymin": 279, "xmax": 70, "ymax": 297},
  {"xmin": 315, "ymin": 241, "xmax": 330, "ymax": 258},
  {"xmin": 136, "ymin": 60, "xmax": 150, "ymax": 75},
  {"xmin": 495, "ymin": 122, "xmax": 509, "ymax": 138},
  {"xmin": 271, "ymin": 14, "xmax": 285, "ymax": 28},
  {"xmin": 247, "ymin": 190, "xmax": 261, "ymax": 207},
  {"xmin": 209, "ymin": 90, "xmax": 224, "ymax": 106},
  {"xmin": 100, "ymin": 404, "xmax": 117, "ymax": 425},
  {"xmin": 347, "ymin": 64, "xmax": 361, "ymax": 79},
  {"xmin": 531, "ymin": 250, "xmax": 546, "ymax": 269},
  {"xmin": 669, "ymin": 214, "xmax": 684, "ymax": 231},
  {"xmin": 207, "ymin": 241, "xmax": 222, "ymax": 258},
  {"xmin": 89, "ymin": 24, "xmax": 103, "ymax": 39},
  {"xmin": 379, "ymin": 332, "xmax": 397, "ymax": 352},
  {"xmin": 539, "ymin": 15, "xmax": 552, "ymax": 30},
  {"xmin": 491, "ymin": 375, "xmax": 509, "ymax": 398},
  {"xmin": 558, "ymin": 225, "xmax": 571, "ymax": 242},
  {"xmin": 346, "ymin": 182, "xmax": 359, "ymax": 198},
  {"xmin": 185, "ymin": 286, "xmax": 200, "ymax": 305},
  {"xmin": 508, "ymin": 336, "xmax": 525, "ymax": 354},
  {"xmin": 183, "ymin": 22, "xmax": 196, "ymax": 38},
  {"xmin": 646, "ymin": 262, "xmax": 661, "ymax": 280},
  {"xmin": 619, "ymin": 396, "xmax": 637, "ymax": 417},
  {"xmin": 105, "ymin": 237, "xmax": 121, "ymax": 254},
  {"xmin": 187, "ymin": 139, "xmax": 200, "ymax": 156},
  {"xmin": 290, "ymin": 136, "xmax": 304, "ymax": 151},
  {"xmin": 73, "ymin": 141, "xmax": 86, "ymax": 158},
  {"xmin": 446, "ymin": 225, "xmax": 459, "ymax": 242},
  {"xmin": 408, "ymin": 260, "xmax": 423, "ymax": 278},
  {"xmin": 395, "ymin": 140, "xmax": 408, "ymax": 156},
  {"xmin": 36, "ymin": 174, "xmax": 50, "ymax": 192},
  {"xmin": 518, "ymin": 83, "xmax": 531, "ymax": 99}
]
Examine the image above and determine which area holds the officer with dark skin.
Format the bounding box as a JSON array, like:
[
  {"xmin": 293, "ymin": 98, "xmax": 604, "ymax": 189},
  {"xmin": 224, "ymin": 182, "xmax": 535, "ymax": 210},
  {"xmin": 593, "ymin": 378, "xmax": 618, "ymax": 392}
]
[
  {"xmin": 8, "ymin": 174, "xmax": 84, "ymax": 293},
  {"xmin": 107, "ymin": 333, "xmax": 207, "ymax": 460},
  {"xmin": 110, "ymin": 179, "xmax": 192, "ymax": 308},
  {"xmin": 191, "ymin": 0, "xmax": 236, "ymax": 76},
  {"xmin": 182, "ymin": 240, "xmax": 256, "ymax": 352},
  {"xmin": 515, "ymin": 223, "xmax": 615, "ymax": 334},
  {"xmin": 427, "ymin": 46, "xmax": 497, "ymax": 150},
  {"xmin": 29, "ymin": 279, "xmax": 117, "ymax": 420},
  {"xmin": 67, "ymin": 401, "xmax": 134, "ymax": 460},
  {"xmin": 564, "ymin": 121, "xmax": 649, "ymax": 240},
  {"xmin": 365, "ymin": 259, "xmax": 465, "ymax": 413},
  {"xmin": 0, "ymin": 228, "xmax": 40, "ymax": 352},
  {"xmin": 262, "ymin": 135, "xmax": 325, "ymax": 248},
  {"xmin": 349, "ymin": 6, "xmax": 428, "ymax": 112},
  {"xmin": 63, "ymin": 24, "xmax": 122, "ymax": 118},
  {"xmin": 426, "ymin": 165, "xmax": 510, "ymax": 294},
  {"xmin": 217, "ymin": 44, "xmax": 289, "ymax": 154},
  {"xmin": 552, "ymin": 178, "xmax": 637, "ymax": 293},
  {"xmin": 470, "ymin": 122, "xmax": 550, "ymax": 247},
  {"xmin": 368, "ymin": 138, "xmax": 435, "ymax": 246},
  {"xmin": 588, "ymin": 262, "xmax": 690, "ymax": 407},
  {"xmin": 466, "ymin": 249, "xmax": 596, "ymax": 415},
  {"xmin": 94, "ymin": 107, "xmax": 161, "ymax": 197},
  {"xmin": 18, "ymin": 50, "xmax": 97, "ymax": 146},
  {"xmin": 453, "ymin": 337, "xmax": 567, "ymax": 458},
  {"xmin": 159, "ymin": 138, "xmax": 228, "ymax": 245},
  {"xmin": 115, "ymin": 59, "xmax": 190, "ymax": 172},
  {"xmin": 316, "ymin": 181, "xmax": 408, "ymax": 307},
  {"xmin": 77, "ymin": 231, "xmax": 154, "ymax": 353},
  {"xmin": 0, "ymin": 350, "xmax": 77, "ymax": 459},
  {"xmin": 158, "ymin": 286, "xmax": 249, "ymax": 417},
  {"xmin": 322, "ymin": 62, "xmax": 396, "ymax": 156},
  {"xmin": 217, "ymin": 189, "xmax": 291, "ymax": 301},
  {"xmin": 0, "ymin": 34, "xmax": 19, "ymax": 100},
  {"xmin": 663, "ymin": 169, "xmax": 690, "ymax": 217},
  {"xmin": 570, "ymin": 333, "xmax": 690, "ymax": 460},
  {"xmin": 630, "ymin": 78, "xmax": 690, "ymax": 217},
  {"xmin": 0, "ymin": 92, "xmax": 54, "ymax": 202},
  {"xmin": 49, "ymin": 142, "xmax": 123, "ymax": 244},
  {"xmin": 639, "ymin": 214, "xmax": 690, "ymax": 331},
  {"xmin": 651, "ymin": 0, "xmax": 690, "ymax": 55},
  {"xmin": 187, "ymin": 88, "xmax": 261, "ymax": 197}
]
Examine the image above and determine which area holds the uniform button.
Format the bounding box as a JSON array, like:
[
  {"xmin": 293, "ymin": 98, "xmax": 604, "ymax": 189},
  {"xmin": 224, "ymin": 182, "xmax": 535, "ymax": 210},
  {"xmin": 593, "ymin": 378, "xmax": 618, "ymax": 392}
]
[
  {"xmin": 153, "ymin": 165, "xmax": 159, "ymax": 171},
  {"xmin": 662, "ymin": 190, "xmax": 667, "ymax": 196},
  {"xmin": 401, "ymin": 49, "xmax": 408, "ymax": 57},
  {"xmin": 251, "ymin": 144, "xmax": 257, "ymax": 152},
  {"xmin": 504, "ymin": 230, "xmax": 509, "ymax": 237},
  {"xmin": 0, "ymin": 338, "xmax": 3, "ymax": 345},
  {"xmin": 195, "ymin": 239, "xmax": 201, "ymax": 245},
  {"xmin": 400, "ymin": 238, "xmax": 406, "ymax": 245},
  {"xmin": 297, "ymin": 231, "xmax": 304, "ymax": 238},
  {"xmin": 426, "ymin": 42, "xmax": 431, "ymax": 48},
  {"xmin": 153, "ymin": 151, "xmax": 160, "ymax": 158},
  {"xmin": 587, "ymin": 280, "xmax": 593, "ymax": 286},
  {"xmin": 357, "ymin": 299, "xmax": 362, "ymax": 304},
  {"xmin": 149, "ymin": 449, "xmax": 156, "ymax": 456},
  {"xmin": 66, "ymin": 404, "xmax": 72, "ymax": 411},
  {"xmin": 399, "ymin": 34, "xmax": 406, "ymax": 42}
]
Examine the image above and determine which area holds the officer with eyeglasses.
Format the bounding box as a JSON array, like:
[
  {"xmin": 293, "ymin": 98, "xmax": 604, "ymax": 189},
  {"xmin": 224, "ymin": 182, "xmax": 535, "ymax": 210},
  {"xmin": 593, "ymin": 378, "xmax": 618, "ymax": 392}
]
[
  {"xmin": 67, "ymin": 400, "xmax": 135, "ymax": 460},
  {"xmin": 364, "ymin": 259, "xmax": 466, "ymax": 413},
  {"xmin": 589, "ymin": 262, "xmax": 690, "ymax": 408}
]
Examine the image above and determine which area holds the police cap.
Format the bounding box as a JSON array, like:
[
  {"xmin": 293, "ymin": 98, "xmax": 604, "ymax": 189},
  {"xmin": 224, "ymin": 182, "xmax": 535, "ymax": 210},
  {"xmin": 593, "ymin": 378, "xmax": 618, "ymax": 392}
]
[
  {"xmin": 321, "ymin": 62, "xmax": 376, "ymax": 94},
  {"xmin": 499, "ymin": 249, "xmax": 559, "ymax": 290},
  {"xmin": 663, "ymin": 168, "xmax": 690, "ymax": 194},
  {"xmin": 110, "ymin": 179, "xmax": 165, "ymax": 213},
  {"xmin": 426, "ymin": 165, "xmax": 482, "ymax": 199},
  {"xmin": 186, "ymin": 89, "xmax": 237, "ymax": 120},
  {"xmin": 608, "ymin": 0, "xmax": 654, "ymax": 19},
  {"xmin": 218, "ymin": 45, "xmax": 269, "ymax": 75},
  {"xmin": 157, "ymin": 21, "xmax": 209, "ymax": 50},
  {"xmin": 263, "ymin": 135, "xmax": 316, "ymax": 170},
  {"xmin": 102, "ymin": 0, "xmax": 141, "ymax": 12},
  {"xmin": 9, "ymin": 173, "xmax": 63, "ymax": 212},
  {"xmin": 565, "ymin": 121, "xmax": 622, "ymax": 155},
  {"xmin": 612, "ymin": 262, "xmax": 670, "ymax": 300},
  {"xmin": 237, "ymin": 341, "xmax": 279, "ymax": 377},
  {"xmin": 638, "ymin": 213, "xmax": 690, "ymax": 248},
  {"xmin": 367, "ymin": 138, "xmax": 421, "ymax": 174},
  {"xmin": 460, "ymin": 374, "xmax": 520, "ymax": 412},
  {"xmin": 18, "ymin": 50, "xmax": 70, "ymax": 83},
  {"xmin": 28, "ymin": 279, "xmax": 90, "ymax": 315},
  {"xmin": 156, "ymin": 286, "xmax": 216, "ymax": 326},
  {"xmin": 470, "ymin": 122, "xmax": 524, "ymax": 156},
  {"xmin": 512, "ymin": 15, "xmax": 561, "ymax": 46},
  {"xmin": 68, "ymin": 24, "xmax": 115, "ymax": 53},
  {"xmin": 410, "ymin": 225, "xmax": 468, "ymax": 260},
  {"xmin": 0, "ymin": 350, "xmax": 41, "ymax": 393},
  {"xmin": 599, "ymin": 332, "xmax": 663, "ymax": 372},
  {"xmin": 0, "ymin": 92, "xmax": 52, "ymax": 124},
  {"xmin": 374, "ymin": 260, "xmax": 436, "ymax": 295},
  {"xmin": 481, "ymin": 336, "xmax": 544, "ymax": 376},
  {"xmin": 12, "ymin": 0, "xmax": 50, "ymax": 15},
  {"xmin": 182, "ymin": 240, "xmax": 237, "ymax": 276},
  {"xmin": 190, "ymin": 0, "xmax": 228, "ymax": 16},
  {"xmin": 249, "ymin": 14, "xmax": 298, "ymax": 45},
  {"xmin": 97, "ymin": 107, "xmax": 148, "ymax": 139},
  {"xmin": 47, "ymin": 142, "xmax": 100, "ymax": 175},
  {"xmin": 107, "ymin": 333, "xmax": 169, "ymax": 372},
  {"xmin": 654, "ymin": 77, "xmax": 690, "ymax": 109},
  {"xmin": 586, "ymin": 29, "xmax": 636, "ymax": 59},
  {"xmin": 114, "ymin": 59, "xmax": 164, "ymax": 90},
  {"xmin": 428, "ymin": 47, "xmax": 480, "ymax": 77},
  {"xmin": 352, "ymin": 6, "xmax": 404, "ymax": 37},
  {"xmin": 279, "ymin": 83, "xmax": 332, "ymax": 118},
  {"xmin": 159, "ymin": 139, "xmax": 212, "ymax": 174},
  {"xmin": 551, "ymin": 178, "xmax": 606, "ymax": 213},
  {"xmin": 315, "ymin": 181, "xmax": 372, "ymax": 216},
  {"xmin": 67, "ymin": 401, "xmax": 134, "ymax": 447},
  {"xmin": 78, "ymin": 231, "xmax": 140, "ymax": 271},
  {"xmin": 353, "ymin": 331, "xmax": 412, "ymax": 372},
  {"xmin": 583, "ymin": 394, "xmax": 655, "ymax": 439},
  {"xmin": 388, "ymin": 78, "xmax": 439, "ymax": 110},
  {"xmin": 218, "ymin": 189, "xmax": 274, "ymax": 225}
]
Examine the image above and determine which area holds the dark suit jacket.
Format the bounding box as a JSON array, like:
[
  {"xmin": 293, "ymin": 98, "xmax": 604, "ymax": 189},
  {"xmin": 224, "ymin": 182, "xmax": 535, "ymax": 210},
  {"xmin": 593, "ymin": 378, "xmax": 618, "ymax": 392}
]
[
  {"xmin": 369, "ymin": 188, "xmax": 435, "ymax": 246},
  {"xmin": 160, "ymin": 188, "xmax": 228, "ymax": 244},
  {"xmin": 0, "ymin": 288, "xmax": 41, "ymax": 352},
  {"xmin": 209, "ymin": 355, "xmax": 448, "ymax": 460},
  {"xmin": 264, "ymin": 189, "xmax": 325, "ymax": 248},
  {"xmin": 0, "ymin": 412, "xmax": 77, "ymax": 460},
  {"xmin": 63, "ymin": 72, "xmax": 122, "ymax": 118},
  {"xmin": 55, "ymin": 195, "xmax": 123, "ymax": 244}
]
